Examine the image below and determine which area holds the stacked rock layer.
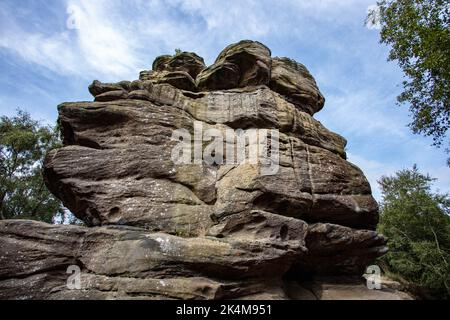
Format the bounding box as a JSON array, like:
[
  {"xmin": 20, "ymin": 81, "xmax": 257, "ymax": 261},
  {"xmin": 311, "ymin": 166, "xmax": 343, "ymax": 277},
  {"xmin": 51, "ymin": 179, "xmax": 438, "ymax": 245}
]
[{"xmin": 0, "ymin": 41, "xmax": 395, "ymax": 300}]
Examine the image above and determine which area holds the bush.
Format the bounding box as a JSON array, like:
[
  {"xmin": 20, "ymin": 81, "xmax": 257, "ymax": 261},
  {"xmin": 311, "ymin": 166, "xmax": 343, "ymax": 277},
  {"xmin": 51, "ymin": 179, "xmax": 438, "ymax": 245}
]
[{"xmin": 378, "ymin": 165, "xmax": 450, "ymax": 299}]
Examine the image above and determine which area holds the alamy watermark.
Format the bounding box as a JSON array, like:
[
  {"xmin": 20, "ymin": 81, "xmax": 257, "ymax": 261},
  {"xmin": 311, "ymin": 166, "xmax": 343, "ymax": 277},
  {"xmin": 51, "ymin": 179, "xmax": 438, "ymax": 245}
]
[
  {"xmin": 171, "ymin": 121, "xmax": 280, "ymax": 176},
  {"xmin": 366, "ymin": 265, "xmax": 382, "ymax": 290},
  {"xmin": 66, "ymin": 265, "xmax": 81, "ymax": 290},
  {"xmin": 366, "ymin": 4, "xmax": 382, "ymax": 30}
]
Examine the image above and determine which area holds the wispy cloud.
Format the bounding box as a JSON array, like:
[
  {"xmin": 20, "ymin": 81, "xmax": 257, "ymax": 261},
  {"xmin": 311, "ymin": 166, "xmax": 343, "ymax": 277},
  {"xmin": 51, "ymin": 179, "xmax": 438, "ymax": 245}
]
[
  {"xmin": 0, "ymin": 0, "xmax": 382, "ymax": 79},
  {"xmin": 67, "ymin": 0, "xmax": 143, "ymax": 79},
  {"xmin": 0, "ymin": 0, "xmax": 143, "ymax": 80},
  {"xmin": 0, "ymin": 7, "xmax": 80, "ymax": 76}
]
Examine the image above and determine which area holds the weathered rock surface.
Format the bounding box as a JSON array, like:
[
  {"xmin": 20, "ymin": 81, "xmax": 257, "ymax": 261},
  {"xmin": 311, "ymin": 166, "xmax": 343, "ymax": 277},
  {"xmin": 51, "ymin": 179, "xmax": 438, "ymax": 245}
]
[
  {"xmin": 0, "ymin": 40, "xmax": 405, "ymax": 300},
  {"xmin": 290, "ymin": 224, "xmax": 388, "ymax": 275},
  {"xmin": 139, "ymin": 52, "xmax": 205, "ymax": 92},
  {"xmin": 197, "ymin": 40, "xmax": 272, "ymax": 91},
  {"xmin": 0, "ymin": 220, "xmax": 409, "ymax": 300},
  {"xmin": 0, "ymin": 220, "xmax": 305, "ymax": 299},
  {"xmin": 270, "ymin": 57, "xmax": 325, "ymax": 115}
]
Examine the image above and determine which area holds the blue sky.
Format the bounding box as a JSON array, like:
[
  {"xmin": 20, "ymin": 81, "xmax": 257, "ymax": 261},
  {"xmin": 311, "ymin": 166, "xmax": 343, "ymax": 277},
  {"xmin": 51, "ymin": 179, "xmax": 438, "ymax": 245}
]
[{"xmin": 0, "ymin": 0, "xmax": 448, "ymax": 200}]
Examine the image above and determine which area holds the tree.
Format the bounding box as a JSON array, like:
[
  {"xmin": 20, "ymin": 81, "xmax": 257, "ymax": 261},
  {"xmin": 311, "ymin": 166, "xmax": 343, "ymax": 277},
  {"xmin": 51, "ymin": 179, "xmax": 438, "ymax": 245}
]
[
  {"xmin": 378, "ymin": 165, "xmax": 450, "ymax": 299},
  {"xmin": 367, "ymin": 0, "xmax": 450, "ymax": 152},
  {"xmin": 0, "ymin": 110, "xmax": 64, "ymax": 223}
]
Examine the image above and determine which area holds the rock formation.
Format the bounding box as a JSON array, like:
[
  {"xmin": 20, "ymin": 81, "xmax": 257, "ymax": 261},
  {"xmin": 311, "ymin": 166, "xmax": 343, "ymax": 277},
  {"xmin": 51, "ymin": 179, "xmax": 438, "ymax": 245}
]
[{"xmin": 0, "ymin": 40, "xmax": 410, "ymax": 300}]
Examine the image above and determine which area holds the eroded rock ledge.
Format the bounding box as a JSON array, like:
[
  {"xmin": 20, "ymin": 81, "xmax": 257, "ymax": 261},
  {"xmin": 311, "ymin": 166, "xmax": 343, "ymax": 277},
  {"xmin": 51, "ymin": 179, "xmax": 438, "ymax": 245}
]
[
  {"xmin": 0, "ymin": 220, "xmax": 403, "ymax": 300},
  {"xmin": 0, "ymin": 40, "xmax": 408, "ymax": 300}
]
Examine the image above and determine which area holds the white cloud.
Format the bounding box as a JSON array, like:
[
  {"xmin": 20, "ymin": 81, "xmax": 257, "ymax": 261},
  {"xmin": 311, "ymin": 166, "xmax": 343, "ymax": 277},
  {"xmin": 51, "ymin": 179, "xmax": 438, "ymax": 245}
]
[
  {"xmin": 0, "ymin": 21, "xmax": 80, "ymax": 76},
  {"xmin": 0, "ymin": 0, "xmax": 380, "ymax": 80},
  {"xmin": 0, "ymin": 0, "xmax": 144, "ymax": 80},
  {"xmin": 68, "ymin": 0, "xmax": 143, "ymax": 79}
]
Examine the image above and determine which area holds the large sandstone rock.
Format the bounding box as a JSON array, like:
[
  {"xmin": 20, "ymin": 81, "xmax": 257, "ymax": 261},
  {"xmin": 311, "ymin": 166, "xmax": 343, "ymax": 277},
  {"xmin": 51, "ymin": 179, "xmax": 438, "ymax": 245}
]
[
  {"xmin": 270, "ymin": 57, "xmax": 325, "ymax": 115},
  {"xmin": 197, "ymin": 40, "xmax": 271, "ymax": 90},
  {"xmin": 0, "ymin": 40, "xmax": 403, "ymax": 300},
  {"xmin": 45, "ymin": 84, "xmax": 376, "ymax": 233},
  {"xmin": 152, "ymin": 52, "xmax": 206, "ymax": 78}
]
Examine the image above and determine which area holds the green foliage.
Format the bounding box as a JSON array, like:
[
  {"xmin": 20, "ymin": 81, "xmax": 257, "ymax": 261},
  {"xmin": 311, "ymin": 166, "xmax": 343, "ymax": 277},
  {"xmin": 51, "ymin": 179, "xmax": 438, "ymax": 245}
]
[
  {"xmin": 367, "ymin": 0, "xmax": 449, "ymax": 151},
  {"xmin": 378, "ymin": 165, "xmax": 450, "ymax": 299},
  {"xmin": 174, "ymin": 48, "xmax": 183, "ymax": 55},
  {"xmin": 0, "ymin": 110, "xmax": 65, "ymax": 223}
]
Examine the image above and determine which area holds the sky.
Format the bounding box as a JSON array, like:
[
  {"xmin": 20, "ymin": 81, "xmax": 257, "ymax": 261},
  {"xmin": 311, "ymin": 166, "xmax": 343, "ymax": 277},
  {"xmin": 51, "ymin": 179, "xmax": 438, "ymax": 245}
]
[{"xmin": 0, "ymin": 0, "xmax": 448, "ymax": 201}]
